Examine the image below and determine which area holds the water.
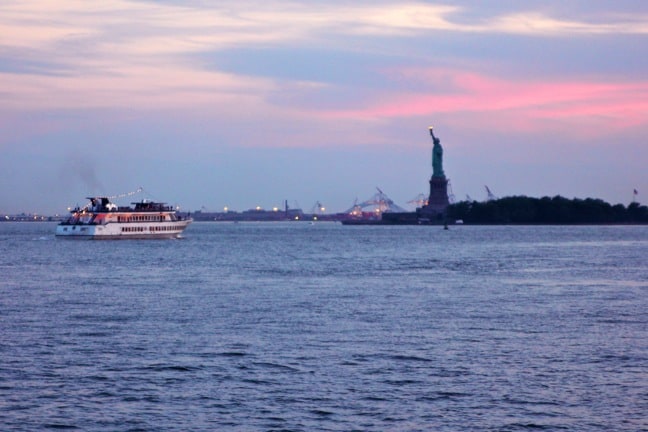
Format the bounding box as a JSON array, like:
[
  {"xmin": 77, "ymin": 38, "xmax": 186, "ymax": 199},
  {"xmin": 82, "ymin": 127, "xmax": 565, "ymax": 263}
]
[{"xmin": 1, "ymin": 222, "xmax": 646, "ymax": 431}]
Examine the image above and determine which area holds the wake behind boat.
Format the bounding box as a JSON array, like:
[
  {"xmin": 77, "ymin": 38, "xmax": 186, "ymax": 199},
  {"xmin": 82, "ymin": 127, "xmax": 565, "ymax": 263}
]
[{"xmin": 56, "ymin": 195, "xmax": 191, "ymax": 239}]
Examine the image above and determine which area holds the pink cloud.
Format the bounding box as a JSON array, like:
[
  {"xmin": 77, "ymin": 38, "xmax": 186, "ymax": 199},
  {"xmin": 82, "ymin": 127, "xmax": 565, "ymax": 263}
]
[{"xmin": 319, "ymin": 68, "xmax": 648, "ymax": 137}]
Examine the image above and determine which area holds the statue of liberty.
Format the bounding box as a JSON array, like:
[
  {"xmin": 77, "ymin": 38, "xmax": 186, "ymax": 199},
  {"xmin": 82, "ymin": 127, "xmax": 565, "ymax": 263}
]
[{"xmin": 429, "ymin": 127, "xmax": 444, "ymax": 178}]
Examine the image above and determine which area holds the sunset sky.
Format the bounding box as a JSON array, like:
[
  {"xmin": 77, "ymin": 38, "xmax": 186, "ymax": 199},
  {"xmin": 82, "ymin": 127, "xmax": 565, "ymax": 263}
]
[{"xmin": 1, "ymin": 0, "xmax": 647, "ymax": 214}]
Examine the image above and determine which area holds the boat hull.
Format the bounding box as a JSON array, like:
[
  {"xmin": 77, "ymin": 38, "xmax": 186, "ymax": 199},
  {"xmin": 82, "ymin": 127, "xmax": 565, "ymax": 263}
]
[{"xmin": 55, "ymin": 220, "xmax": 192, "ymax": 239}]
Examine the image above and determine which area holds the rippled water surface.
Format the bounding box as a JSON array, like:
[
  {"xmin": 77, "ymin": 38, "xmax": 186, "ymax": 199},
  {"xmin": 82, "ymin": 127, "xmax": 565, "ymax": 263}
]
[{"xmin": 1, "ymin": 222, "xmax": 647, "ymax": 431}]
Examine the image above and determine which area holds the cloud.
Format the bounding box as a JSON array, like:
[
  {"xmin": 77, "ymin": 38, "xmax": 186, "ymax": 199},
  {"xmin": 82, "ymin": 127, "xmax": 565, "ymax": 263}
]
[
  {"xmin": 2, "ymin": 1, "xmax": 646, "ymax": 60},
  {"xmin": 1, "ymin": 64, "xmax": 276, "ymax": 111},
  {"xmin": 315, "ymin": 67, "xmax": 648, "ymax": 135},
  {"xmin": 1, "ymin": 1, "xmax": 647, "ymax": 146},
  {"xmin": 487, "ymin": 12, "xmax": 648, "ymax": 36},
  {"xmin": 2, "ymin": 2, "xmax": 644, "ymax": 100}
]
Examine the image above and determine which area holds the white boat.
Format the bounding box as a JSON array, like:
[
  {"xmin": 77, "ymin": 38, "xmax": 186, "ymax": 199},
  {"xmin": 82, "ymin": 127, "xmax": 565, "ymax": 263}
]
[{"xmin": 56, "ymin": 196, "xmax": 192, "ymax": 239}]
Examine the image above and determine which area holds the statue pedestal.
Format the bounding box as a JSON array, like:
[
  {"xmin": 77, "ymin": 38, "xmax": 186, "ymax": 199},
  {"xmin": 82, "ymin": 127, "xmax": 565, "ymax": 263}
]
[{"xmin": 418, "ymin": 176, "xmax": 449, "ymax": 221}]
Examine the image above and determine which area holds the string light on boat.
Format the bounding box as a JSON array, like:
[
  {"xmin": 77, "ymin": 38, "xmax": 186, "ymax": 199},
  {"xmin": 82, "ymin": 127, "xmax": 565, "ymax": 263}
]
[
  {"xmin": 107, "ymin": 187, "xmax": 143, "ymax": 200},
  {"xmin": 73, "ymin": 187, "xmax": 144, "ymax": 212}
]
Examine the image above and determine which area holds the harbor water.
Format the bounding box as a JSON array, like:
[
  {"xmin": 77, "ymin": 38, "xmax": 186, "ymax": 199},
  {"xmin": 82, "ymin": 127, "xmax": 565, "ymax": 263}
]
[{"xmin": 1, "ymin": 222, "xmax": 647, "ymax": 431}]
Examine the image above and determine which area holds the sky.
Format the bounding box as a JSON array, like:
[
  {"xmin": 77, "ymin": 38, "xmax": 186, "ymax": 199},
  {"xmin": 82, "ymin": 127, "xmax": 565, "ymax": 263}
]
[{"xmin": 1, "ymin": 0, "xmax": 647, "ymax": 215}]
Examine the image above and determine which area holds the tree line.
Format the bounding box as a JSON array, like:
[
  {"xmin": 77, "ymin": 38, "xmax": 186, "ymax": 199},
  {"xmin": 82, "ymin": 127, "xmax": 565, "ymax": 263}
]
[{"xmin": 446, "ymin": 195, "xmax": 648, "ymax": 224}]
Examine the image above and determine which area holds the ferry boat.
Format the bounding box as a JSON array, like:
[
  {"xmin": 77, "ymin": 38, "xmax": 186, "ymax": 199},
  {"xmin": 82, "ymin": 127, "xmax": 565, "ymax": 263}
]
[{"xmin": 56, "ymin": 196, "xmax": 192, "ymax": 239}]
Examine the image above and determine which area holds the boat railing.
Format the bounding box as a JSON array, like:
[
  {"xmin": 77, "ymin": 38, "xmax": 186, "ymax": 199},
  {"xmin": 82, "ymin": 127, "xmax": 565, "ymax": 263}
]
[{"xmin": 60, "ymin": 219, "xmax": 100, "ymax": 226}]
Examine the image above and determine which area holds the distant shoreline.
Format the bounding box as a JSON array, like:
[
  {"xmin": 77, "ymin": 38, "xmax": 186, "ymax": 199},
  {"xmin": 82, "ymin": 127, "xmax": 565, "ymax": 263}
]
[
  {"xmin": 3, "ymin": 219, "xmax": 647, "ymax": 226},
  {"xmin": 3, "ymin": 195, "xmax": 646, "ymax": 225}
]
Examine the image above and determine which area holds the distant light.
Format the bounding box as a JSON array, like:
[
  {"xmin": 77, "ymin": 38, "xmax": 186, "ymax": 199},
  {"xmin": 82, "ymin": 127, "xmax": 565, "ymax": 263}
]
[
  {"xmin": 256, "ymin": 206, "xmax": 261, "ymax": 211},
  {"xmin": 224, "ymin": 206, "xmax": 229, "ymax": 212},
  {"xmin": 294, "ymin": 216, "xmax": 299, "ymax": 220},
  {"xmin": 273, "ymin": 207, "xmax": 279, "ymax": 212},
  {"xmin": 320, "ymin": 207, "xmax": 326, "ymax": 212}
]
